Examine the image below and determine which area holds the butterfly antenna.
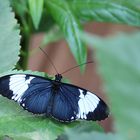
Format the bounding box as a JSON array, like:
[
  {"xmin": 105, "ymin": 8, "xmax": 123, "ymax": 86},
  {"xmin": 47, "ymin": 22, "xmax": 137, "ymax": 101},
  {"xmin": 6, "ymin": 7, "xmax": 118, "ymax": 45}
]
[
  {"xmin": 60, "ymin": 61, "xmax": 93, "ymax": 75},
  {"xmin": 39, "ymin": 47, "xmax": 59, "ymax": 74}
]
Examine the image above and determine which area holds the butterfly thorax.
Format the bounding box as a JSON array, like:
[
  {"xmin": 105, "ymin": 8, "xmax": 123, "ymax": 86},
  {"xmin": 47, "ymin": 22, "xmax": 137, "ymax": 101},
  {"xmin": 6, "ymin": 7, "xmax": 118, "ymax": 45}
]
[{"xmin": 52, "ymin": 74, "xmax": 62, "ymax": 92}]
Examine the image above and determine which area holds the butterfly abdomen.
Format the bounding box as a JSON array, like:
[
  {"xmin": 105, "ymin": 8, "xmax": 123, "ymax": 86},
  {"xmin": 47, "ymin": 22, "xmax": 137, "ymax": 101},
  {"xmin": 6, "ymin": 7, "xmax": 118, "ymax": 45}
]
[{"xmin": 46, "ymin": 81, "xmax": 61, "ymax": 115}]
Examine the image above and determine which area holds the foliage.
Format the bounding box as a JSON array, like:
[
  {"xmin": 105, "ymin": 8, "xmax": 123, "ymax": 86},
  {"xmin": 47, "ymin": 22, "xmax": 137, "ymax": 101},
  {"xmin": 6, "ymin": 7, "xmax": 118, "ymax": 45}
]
[
  {"xmin": 10, "ymin": 0, "xmax": 140, "ymax": 70},
  {"xmin": 0, "ymin": 0, "xmax": 20, "ymax": 73},
  {"xmin": 80, "ymin": 32, "xmax": 140, "ymax": 140},
  {"xmin": 70, "ymin": 0, "xmax": 140, "ymax": 26},
  {"xmin": 46, "ymin": 0, "xmax": 87, "ymax": 70},
  {"xmin": 0, "ymin": 0, "xmax": 140, "ymax": 139},
  {"xmin": 28, "ymin": 0, "xmax": 44, "ymax": 29}
]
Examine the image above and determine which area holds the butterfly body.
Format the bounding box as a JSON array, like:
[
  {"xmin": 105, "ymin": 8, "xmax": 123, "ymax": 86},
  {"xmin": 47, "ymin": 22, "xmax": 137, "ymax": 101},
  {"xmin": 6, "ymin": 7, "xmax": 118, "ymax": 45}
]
[
  {"xmin": 52, "ymin": 74, "xmax": 62, "ymax": 92},
  {"xmin": 0, "ymin": 73, "xmax": 109, "ymax": 122}
]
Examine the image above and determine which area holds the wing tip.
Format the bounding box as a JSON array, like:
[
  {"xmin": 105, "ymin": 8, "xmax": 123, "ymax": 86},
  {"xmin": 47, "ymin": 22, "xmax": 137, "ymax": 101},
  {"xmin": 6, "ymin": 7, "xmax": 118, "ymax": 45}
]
[{"xmin": 86, "ymin": 99, "xmax": 110, "ymax": 121}]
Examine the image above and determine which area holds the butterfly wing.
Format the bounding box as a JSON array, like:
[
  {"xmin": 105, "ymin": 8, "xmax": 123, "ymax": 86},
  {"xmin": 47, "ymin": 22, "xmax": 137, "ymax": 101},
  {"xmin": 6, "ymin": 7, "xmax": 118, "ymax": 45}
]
[
  {"xmin": 76, "ymin": 88, "xmax": 109, "ymax": 121},
  {"xmin": 51, "ymin": 83, "xmax": 109, "ymax": 122},
  {"xmin": 0, "ymin": 74, "xmax": 53, "ymax": 114},
  {"xmin": 51, "ymin": 85, "xmax": 80, "ymax": 122}
]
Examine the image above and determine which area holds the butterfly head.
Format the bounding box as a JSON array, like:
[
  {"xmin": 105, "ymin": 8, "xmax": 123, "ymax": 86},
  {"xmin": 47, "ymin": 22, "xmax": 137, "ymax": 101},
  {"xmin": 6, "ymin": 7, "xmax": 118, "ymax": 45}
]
[{"xmin": 55, "ymin": 74, "xmax": 62, "ymax": 82}]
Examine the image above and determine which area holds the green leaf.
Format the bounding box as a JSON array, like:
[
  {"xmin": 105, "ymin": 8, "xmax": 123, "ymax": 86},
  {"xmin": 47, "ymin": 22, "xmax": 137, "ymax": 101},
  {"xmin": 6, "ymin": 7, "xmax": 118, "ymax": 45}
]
[
  {"xmin": 59, "ymin": 122, "xmax": 105, "ymax": 140},
  {"xmin": 70, "ymin": 0, "xmax": 140, "ymax": 26},
  {"xmin": 81, "ymin": 32, "xmax": 140, "ymax": 140},
  {"xmin": 66, "ymin": 131, "xmax": 115, "ymax": 140},
  {"xmin": 10, "ymin": 0, "xmax": 28, "ymax": 18},
  {"xmin": 0, "ymin": 0, "xmax": 21, "ymax": 73},
  {"xmin": 65, "ymin": 121, "xmax": 103, "ymax": 134},
  {"xmin": 0, "ymin": 70, "xmax": 103, "ymax": 139},
  {"xmin": 0, "ymin": 70, "xmax": 52, "ymax": 79},
  {"xmin": 46, "ymin": 0, "xmax": 87, "ymax": 71},
  {"xmin": 28, "ymin": 0, "xmax": 44, "ymax": 29}
]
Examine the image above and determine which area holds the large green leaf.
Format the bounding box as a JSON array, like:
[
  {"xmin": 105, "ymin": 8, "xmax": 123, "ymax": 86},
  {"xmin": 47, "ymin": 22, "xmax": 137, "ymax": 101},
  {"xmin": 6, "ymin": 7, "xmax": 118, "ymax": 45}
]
[
  {"xmin": 0, "ymin": 70, "xmax": 103, "ymax": 139},
  {"xmin": 66, "ymin": 131, "xmax": 115, "ymax": 140},
  {"xmin": 46, "ymin": 0, "xmax": 87, "ymax": 70},
  {"xmin": 28, "ymin": 0, "xmax": 44, "ymax": 29},
  {"xmin": 0, "ymin": 0, "xmax": 21, "ymax": 73},
  {"xmin": 81, "ymin": 32, "xmax": 140, "ymax": 140},
  {"xmin": 0, "ymin": 98, "xmax": 63, "ymax": 140},
  {"xmin": 70, "ymin": 0, "xmax": 140, "ymax": 26}
]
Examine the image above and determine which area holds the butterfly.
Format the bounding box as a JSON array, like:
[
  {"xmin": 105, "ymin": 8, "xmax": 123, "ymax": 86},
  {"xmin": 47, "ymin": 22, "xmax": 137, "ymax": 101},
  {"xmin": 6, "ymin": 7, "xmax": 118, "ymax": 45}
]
[{"xmin": 0, "ymin": 73, "xmax": 109, "ymax": 122}]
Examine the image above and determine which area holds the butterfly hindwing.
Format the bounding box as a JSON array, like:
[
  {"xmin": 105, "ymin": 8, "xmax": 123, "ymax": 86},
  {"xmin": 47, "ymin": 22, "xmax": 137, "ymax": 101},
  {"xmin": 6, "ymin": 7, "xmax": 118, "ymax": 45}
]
[{"xmin": 51, "ymin": 85, "xmax": 80, "ymax": 122}]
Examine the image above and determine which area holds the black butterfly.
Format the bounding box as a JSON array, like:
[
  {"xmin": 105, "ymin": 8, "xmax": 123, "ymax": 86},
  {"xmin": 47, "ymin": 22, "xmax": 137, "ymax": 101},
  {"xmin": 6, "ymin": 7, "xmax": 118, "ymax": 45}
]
[{"xmin": 0, "ymin": 73, "xmax": 109, "ymax": 122}]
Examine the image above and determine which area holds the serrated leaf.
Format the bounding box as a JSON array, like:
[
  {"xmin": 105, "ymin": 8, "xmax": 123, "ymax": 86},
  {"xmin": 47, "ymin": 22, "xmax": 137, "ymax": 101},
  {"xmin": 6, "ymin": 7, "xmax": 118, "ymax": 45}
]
[
  {"xmin": 46, "ymin": 0, "xmax": 87, "ymax": 71},
  {"xmin": 70, "ymin": 0, "xmax": 140, "ymax": 26},
  {"xmin": 28, "ymin": 0, "xmax": 44, "ymax": 29},
  {"xmin": 81, "ymin": 32, "xmax": 140, "ymax": 140},
  {"xmin": 0, "ymin": 0, "xmax": 21, "ymax": 73},
  {"xmin": 0, "ymin": 70, "xmax": 103, "ymax": 139}
]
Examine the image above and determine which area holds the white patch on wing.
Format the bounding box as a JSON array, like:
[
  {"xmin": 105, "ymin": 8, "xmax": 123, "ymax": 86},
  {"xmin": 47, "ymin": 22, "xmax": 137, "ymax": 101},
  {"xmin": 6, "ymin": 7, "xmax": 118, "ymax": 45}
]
[
  {"xmin": 71, "ymin": 116, "xmax": 74, "ymax": 119},
  {"xmin": 77, "ymin": 89, "xmax": 100, "ymax": 119},
  {"xmin": 9, "ymin": 75, "xmax": 34, "ymax": 103},
  {"xmin": 22, "ymin": 103, "xmax": 25, "ymax": 107}
]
